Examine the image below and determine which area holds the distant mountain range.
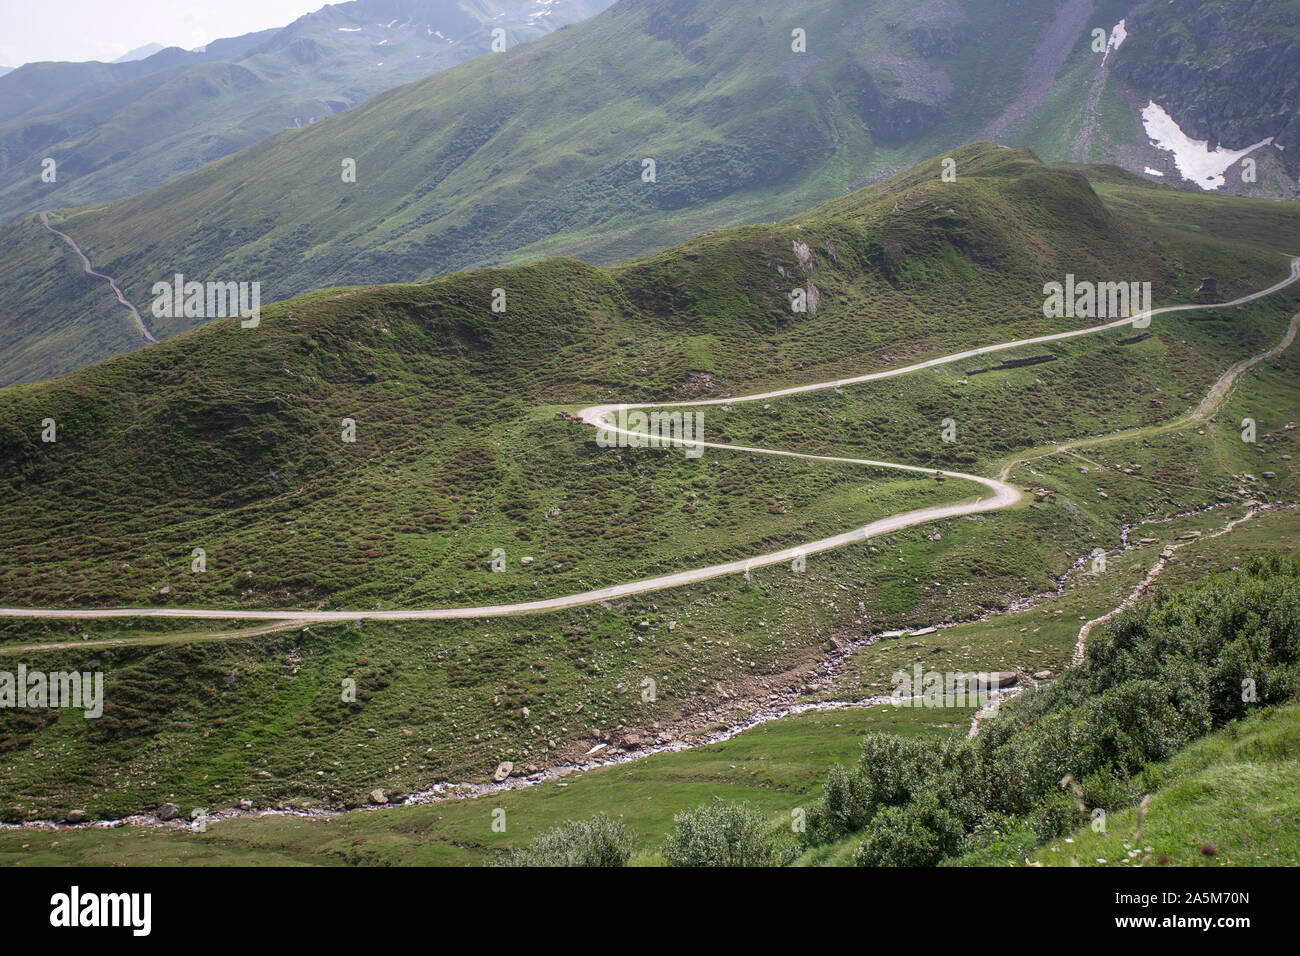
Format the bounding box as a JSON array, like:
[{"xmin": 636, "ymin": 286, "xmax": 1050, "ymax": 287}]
[
  {"xmin": 112, "ymin": 43, "xmax": 168, "ymax": 64},
  {"xmin": 0, "ymin": 0, "xmax": 1295, "ymax": 386},
  {"xmin": 0, "ymin": 0, "xmax": 613, "ymax": 224}
]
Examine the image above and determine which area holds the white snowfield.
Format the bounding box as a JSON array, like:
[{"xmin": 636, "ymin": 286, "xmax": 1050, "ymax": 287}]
[
  {"xmin": 2, "ymin": 257, "xmax": 1297, "ymax": 625},
  {"xmin": 1101, "ymin": 18, "xmax": 1127, "ymax": 64},
  {"xmin": 1142, "ymin": 100, "xmax": 1276, "ymax": 190}
]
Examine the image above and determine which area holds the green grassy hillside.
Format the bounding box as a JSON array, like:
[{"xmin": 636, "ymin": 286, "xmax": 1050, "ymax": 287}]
[
  {"xmin": 0, "ymin": 0, "xmax": 1087, "ymax": 384},
  {"xmin": 1, "ymin": 146, "xmax": 1299, "ymax": 828},
  {"xmin": 3, "ymin": 532, "xmax": 1295, "ymax": 865},
  {"xmin": 1025, "ymin": 703, "xmax": 1300, "ymax": 867},
  {"xmin": 6, "ymin": 0, "xmax": 1296, "ymax": 385},
  {"xmin": 7, "ymin": 145, "xmax": 1296, "ymax": 614},
  {"xmin": 0, "ymin": 0, "xmax": 611, "ymax": 226}
]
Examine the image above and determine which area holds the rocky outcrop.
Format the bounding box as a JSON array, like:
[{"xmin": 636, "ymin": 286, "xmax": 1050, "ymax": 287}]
[
  {"xmin": 835, "ymin": 63, "xmax": 946, "ymax": 147},
  {"xmin": 1112, "ymin": 0, "xmax": 1299, "ymax": 190}
]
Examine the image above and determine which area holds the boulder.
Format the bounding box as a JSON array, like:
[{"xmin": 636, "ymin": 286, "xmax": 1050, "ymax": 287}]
[
  {"xmin": 493, "ymin": 761, "xmax": 514, "ymax": 783},
  {"xmin": 368, "ymin": 789, "xmax": 388, "ymax": 805},
  {"xmin": 158, "ymin": 803, "xmax": 180, "ymax": 821}
]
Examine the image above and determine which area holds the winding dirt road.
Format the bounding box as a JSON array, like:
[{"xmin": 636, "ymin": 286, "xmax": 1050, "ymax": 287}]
[
  {"xmin": 39, "ymin": 211, "xmax": 158, "ymax": 344},
  {"xmin": 1, "ymin": 256, "xmax": 1296, "ymax": 627}
]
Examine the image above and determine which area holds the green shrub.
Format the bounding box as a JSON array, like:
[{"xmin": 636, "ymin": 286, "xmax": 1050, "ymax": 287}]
[
  {"xmin": 833, "ymin": 555, "xmax": 1300, "ymax": 864},
  {"xmin": 856, "ymin": 733, "xmax": 944, "ymax": 808},
  {"xmin": 1028, "ymin": 790, "xmax": 1084, "ymax": 842},
  {"xmin": 662, "ymin": 800, "xmax": 795, "ymax": 867},
  {"xmin": 804, "ymin": 763, "xmax": 872, "ymax": 844},
  {"xmin": 854, "ymin": 791, "xmax": 966, "ymax": 867},
  {"xmin": 1080, "ymin": 767, "xmax": 1135, "ymax": 820},
  {"xmin": 498, "ymin": 813, "xmax": 633, "ymax": 867}
]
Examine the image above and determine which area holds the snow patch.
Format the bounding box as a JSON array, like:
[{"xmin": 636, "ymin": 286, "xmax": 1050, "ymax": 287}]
[
  {"xmin": 337, "ymin": 27, "xmax": 361, "ymax": 32},
  {"xmin": 1141, "ymin": 101, "xmax": 1273, "ymax": 190},
  {"xmin": 1143, "ymin": 167, "xmax": 1164, "ymax": 177},
  {"xmin": 1101, "ymin": 19, "xmax": 1127, "ymax": 64},
  {"xmin": 1109, "ymin": 19, "xmax": 1127, "ymax": 49}
]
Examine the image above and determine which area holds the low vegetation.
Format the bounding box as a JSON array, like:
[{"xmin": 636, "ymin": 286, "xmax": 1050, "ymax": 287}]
[{"xmin": 797, "ymin": 555, "xmax": 1300, "ymax": 866}]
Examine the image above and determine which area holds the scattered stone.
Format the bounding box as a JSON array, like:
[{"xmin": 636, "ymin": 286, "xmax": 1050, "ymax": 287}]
[{"xmin": 238, "ymin": 799, "xmax": 253, "ymax": 811}]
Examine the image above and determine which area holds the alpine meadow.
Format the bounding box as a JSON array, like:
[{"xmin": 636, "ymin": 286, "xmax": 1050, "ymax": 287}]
[{"xmin": 0, "ymin": 0, "xmax": 1297, "ymax": 929}]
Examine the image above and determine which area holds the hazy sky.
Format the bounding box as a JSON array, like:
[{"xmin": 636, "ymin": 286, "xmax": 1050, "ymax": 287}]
[{"xmin": 0, "ymin": 0, "xmax": 326, "ymax": 67}]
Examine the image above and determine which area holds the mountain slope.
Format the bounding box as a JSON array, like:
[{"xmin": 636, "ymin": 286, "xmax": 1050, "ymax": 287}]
[
  {"xmin": 2, "ymin": 147, "xmax": 1300, "ymax": 822},
  {"xmin": 0, "ymin": 0, "xmax": 612, "ymax": 225},
  {"xmin": 0, "ymin": 0, "xmax": 1076, "ymax": 384},
  {"xmin": 3, "ymin": 143, "xmax": 1298, "ymax": 615},
  {"xmin": 3, "ymin": 0, "xmax": 1297, "ymax": 388},
  {"xmin": 1010, "ymin": 0, "xmax": 1300, "ymax": 197}
]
